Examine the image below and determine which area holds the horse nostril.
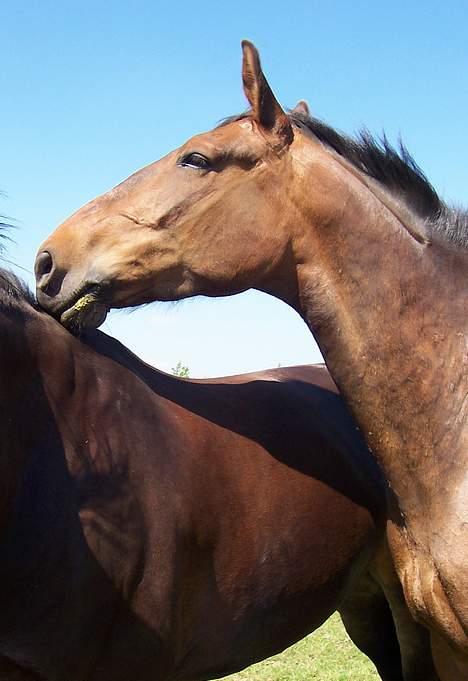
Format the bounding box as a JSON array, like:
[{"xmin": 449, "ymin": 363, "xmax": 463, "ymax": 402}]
[{"xmin": 35, "ymin": 251, "xmax": 55, "ymax": 292}]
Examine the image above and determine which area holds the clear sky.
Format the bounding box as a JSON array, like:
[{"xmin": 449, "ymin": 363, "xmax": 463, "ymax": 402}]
[{"xmin": 1, "ymin": 1, "xmax": 467, "ymax": 376}]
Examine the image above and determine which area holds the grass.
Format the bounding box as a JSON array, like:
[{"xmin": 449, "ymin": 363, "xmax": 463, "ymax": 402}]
[{"xmin": 220, "ymin": 614, "xmax": 380, "ymax": 681}]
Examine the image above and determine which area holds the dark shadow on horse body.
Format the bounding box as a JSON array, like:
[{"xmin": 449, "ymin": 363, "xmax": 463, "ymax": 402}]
[
  {"xmin": 84, "ymin": 331, "xmax": 384, "ymax": 517},
  {"xmin": 0, "ymin": 302, "xmax": 168, "ymax": 680}
]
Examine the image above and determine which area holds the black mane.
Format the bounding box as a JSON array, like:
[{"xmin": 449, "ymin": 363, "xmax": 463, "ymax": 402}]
[
  {"xmin": 0, "ymin": 225, "xmax": 37, "ymax": 310},
  {"xmin": 0, "ymin": 268, "xmax": 36, "ymax": 309},
  {"xmin": 220, "ymin": 112, "xmax": 468, "ymax": 248}
]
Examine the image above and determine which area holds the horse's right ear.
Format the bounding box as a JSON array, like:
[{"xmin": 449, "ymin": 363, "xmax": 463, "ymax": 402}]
[{"xmin": 241, "ymin": 40, "xmax": 293, "ymax": 147}]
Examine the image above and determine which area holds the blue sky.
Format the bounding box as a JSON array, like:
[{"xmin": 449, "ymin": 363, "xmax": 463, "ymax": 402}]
[{"xmin": 2, "ymin": 1, "xmax": 467, "ymax": 376}]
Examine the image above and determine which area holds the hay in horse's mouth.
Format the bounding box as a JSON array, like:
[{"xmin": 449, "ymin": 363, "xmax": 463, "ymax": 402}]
[{"xmin": 60, "ymin": 284, "xmax": 108, "ymax": 331}]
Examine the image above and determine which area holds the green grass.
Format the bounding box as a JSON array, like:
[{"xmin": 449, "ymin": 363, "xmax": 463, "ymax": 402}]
[{"xmin": 220, "ymin": 614, "xmax": 379, "ymax": 681}]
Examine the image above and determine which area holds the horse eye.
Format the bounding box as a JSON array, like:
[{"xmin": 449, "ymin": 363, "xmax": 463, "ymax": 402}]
[{"xmin": 179, "ymin": 153, "xmax": 211, "ymax": 170}]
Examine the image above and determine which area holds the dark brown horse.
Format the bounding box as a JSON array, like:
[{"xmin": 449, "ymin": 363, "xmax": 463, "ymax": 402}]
[
  {"xmin": 0, "ymin": 259, "xmax": 439, "ymax": 679},
  {"xmin": 35, "ymin": 42, "xmax": 467, "ymax": 679}
]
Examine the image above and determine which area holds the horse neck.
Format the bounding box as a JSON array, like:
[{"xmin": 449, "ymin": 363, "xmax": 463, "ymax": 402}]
[
  {"xmin": 284, "ymin": 139, "xmax": 467, "ymax": 522},
  {"xmin": 0, "ymin": 304, "xmax": 79, "ymax": 529},
  {"xmin": 0, "ymin": 304, "xmax": 40, "ymax": 529}
]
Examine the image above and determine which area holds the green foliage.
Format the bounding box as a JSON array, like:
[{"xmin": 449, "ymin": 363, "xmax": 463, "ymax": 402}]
[
  {"xmin": 172, "ymin": 361, "xmax": 190, "ymax": 378},
  {"xmin": 219, "ymin": 614, "xmax": 379, "ymax": 681}
]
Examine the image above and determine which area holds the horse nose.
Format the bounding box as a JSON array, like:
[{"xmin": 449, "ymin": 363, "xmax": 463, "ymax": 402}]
[{"xmin": 35, "ymin": 250, "xmax": 56, "ymax": 294}]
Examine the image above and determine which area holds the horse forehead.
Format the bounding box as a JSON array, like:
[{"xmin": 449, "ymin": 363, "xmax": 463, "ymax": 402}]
[{"xmin": 190, "ymin": 119, "xmax": 256, "ymax": 149}]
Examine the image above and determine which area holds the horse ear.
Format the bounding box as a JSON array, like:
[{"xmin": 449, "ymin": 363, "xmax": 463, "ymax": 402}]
[
  {"xmin": 291, "ymin": 100, "xmax": 311, "ymax": 117},
  {"xmin": 241, "ymin": 40, "xmax": 293, "ymax": 146}
]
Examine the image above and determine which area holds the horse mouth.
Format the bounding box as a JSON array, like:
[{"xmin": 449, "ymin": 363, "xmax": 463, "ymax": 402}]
[{"xmin": 59, "ymin": 284, "xmax": 109, "ymax": 332}]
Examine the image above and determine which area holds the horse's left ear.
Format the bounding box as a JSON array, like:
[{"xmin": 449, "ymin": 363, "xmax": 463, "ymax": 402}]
[
  {"xmin": 241, "ymin": 40, "xmax": 293, "ymax": 147},
  {"xmin": 291, "ymin": 100, "xmax": 311, "ymax": 117}
]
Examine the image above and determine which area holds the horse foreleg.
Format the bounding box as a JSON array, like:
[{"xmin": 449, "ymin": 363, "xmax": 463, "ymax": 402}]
[
  {"xmin": 431, "ymin": 630, "xmax": 468, "ymax": 681},
  {"xmin": 366, "ymin": 544, "xmax": 440, "ymax": 681},
  {"xmin": 339, "ymin": 570, "xmax": 404, "ymax": 681}
]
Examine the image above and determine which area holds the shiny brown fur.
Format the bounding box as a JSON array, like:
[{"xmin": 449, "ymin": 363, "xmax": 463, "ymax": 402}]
[
  {"xmin": 34, "ymin": 43, "xmax": 467, "ymax": 678},
  {"xmin": 0, "ymin": 269, "xmax": 439, "ymax": 680}
]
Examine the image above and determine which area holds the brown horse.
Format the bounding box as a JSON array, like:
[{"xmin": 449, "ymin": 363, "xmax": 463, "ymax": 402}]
[
  {"xmin": 0, "ymin": 259, "xmax": 439, "ymax": 679},
  {"xmin": 35, "ymin": 42, "xmax": 467, "ymax": 679}
]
